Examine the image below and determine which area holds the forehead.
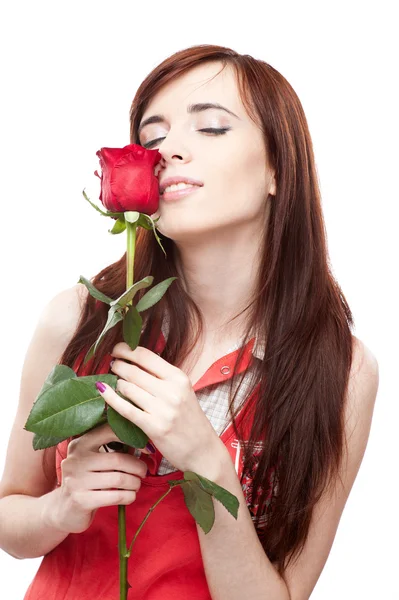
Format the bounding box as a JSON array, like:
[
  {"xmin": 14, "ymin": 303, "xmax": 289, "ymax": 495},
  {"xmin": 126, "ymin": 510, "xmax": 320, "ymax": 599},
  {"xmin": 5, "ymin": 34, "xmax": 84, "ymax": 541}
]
[{"xmin": 142, "ymin": 62, "xmax": 244, "ymax": 119}]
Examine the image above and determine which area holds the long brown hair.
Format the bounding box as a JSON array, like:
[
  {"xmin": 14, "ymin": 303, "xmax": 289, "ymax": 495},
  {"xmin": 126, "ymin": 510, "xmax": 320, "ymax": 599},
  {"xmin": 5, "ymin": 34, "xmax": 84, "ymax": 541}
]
[{"xmin": 56, "ymin": 44, "xmax": 354, "ymax": 577}]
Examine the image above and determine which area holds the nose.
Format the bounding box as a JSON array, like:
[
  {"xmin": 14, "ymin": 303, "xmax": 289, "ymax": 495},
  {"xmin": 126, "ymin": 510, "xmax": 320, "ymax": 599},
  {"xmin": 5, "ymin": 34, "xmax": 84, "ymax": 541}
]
[
  {"xmin": 159, "ymin": 150, "xmax": 184, "ymax": 163},
  {"xmin": 156, "ymin": 128, "xmax": 192, "ymax": 166},
  {"xmin": 154, "ymin": 150, "xmax": 187, "ymax": 179}
]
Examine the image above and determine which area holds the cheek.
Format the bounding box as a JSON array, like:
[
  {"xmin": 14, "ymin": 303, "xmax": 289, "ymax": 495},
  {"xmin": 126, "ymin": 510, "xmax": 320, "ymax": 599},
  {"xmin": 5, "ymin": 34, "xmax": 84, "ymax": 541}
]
[
  {"xmin": 211, "ymin": 146, "xmax": 268, "ymax": 214},
  {"xmin": 151, "ymin": 142, "xmax": 268, "ymax": 238}
]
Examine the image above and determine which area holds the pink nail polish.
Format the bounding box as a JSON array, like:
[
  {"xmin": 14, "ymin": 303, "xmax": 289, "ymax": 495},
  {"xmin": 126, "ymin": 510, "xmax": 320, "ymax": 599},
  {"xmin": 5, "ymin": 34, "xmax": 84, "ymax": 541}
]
[{"xmin": 95, "ymin": 381, "xmax": 106, "ymax": 393}]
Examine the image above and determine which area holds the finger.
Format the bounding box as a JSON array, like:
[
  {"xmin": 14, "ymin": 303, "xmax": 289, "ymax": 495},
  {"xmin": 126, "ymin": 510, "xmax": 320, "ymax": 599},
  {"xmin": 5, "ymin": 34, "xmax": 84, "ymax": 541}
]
[
  {"xmin": 77, "ymin": 489, "xmax": 138, "ymax": 511},
  {"xmin": 83, "ymin": 471, "xmax": 144, "ymax": 491},
  {"xmin": 95, "ymin": 382, "xmax": 151, "ymax": 435},
  {"xmin": 70, "ymin": 422, "xmax": 151, "ymax": 454},
  {"xmin": 112, "ymin": 359, "xmax": 163, "ymax": 398},
  {"xmin": 115, "ymin": 377, "xmax": 155, "ymax": 413},
  {"xmin": 68, "ymin": 422, "xmax": 120, "ymax": 453},
  {"xmin": 111, "ymin": 344, "xmax": 177, "ymax": 380},
  {"xmin": 88, "ymin": 452, "xmax": 148, "ymax": 475}
]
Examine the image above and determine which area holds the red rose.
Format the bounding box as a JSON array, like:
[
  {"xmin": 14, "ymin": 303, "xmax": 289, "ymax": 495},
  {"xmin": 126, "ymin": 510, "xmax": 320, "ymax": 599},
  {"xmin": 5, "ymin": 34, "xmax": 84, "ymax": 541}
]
[{"xmin": 94, "ymin": 144, "xmax": 162, "ymax": 215}]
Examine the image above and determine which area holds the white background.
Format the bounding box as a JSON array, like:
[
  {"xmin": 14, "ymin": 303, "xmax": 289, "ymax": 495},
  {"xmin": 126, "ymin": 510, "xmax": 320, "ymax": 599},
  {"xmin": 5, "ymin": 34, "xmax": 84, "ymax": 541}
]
[{"xmin": 0, "ymin": 1, "xmax": 397, "ymax": 598}]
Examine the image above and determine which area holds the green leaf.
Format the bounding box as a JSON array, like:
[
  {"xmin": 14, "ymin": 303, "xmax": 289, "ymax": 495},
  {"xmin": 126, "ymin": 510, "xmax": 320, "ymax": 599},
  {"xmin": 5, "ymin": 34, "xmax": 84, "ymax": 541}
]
[
  {"xmin": 168, "ymin": 478, "xmax": 186, "ymax": 487},
  {"xmin": 24, "ymin": 375, "xmax": 117, "ymax": 438},
  {"xmin": 136, "ymin": 214, "xmax": 160, "ymax": 230},
  {"xmin": 110, "ymin": 277, "xmax": 153, "ymax": 309},
  {"xmin": 124, "ymin": 211, "xmax": 140, "ymax": 224},
  {"xmin": 39, "ymin": 364, "xmax": 77, "ymax": 396},
  {"xmin": 109, "ymin": 216, "xmax": 127, "ymax": 235},
  {"xmin": 183, "ymin": 471, "xmax": 239, "ymax": 519},
  {"xmin": 77, "ymin": 275, "xmax": 113, "ymax": 305},
  {"xmin": 83, "ymin": 343, "xmax": 95, "ymax": 365},
  {"xmin": 79, "ymin": 374, "xmax": 118, "ymax": 387},
  {"xmin": 138, "ymin": 214, "xmax": 166, "ymax": 257},
  {"xmin": 32, "ymin": 412, "xmax": 108, "ymax": 449},
  {"xmin": 123, "ymin": 304, "xmax": 142, "ymax": 350},
  {"xmin": 136, "ymin": 277, "xmax": 178, "ymax": 313},
  {"xmin": 180, "ymin": 479, "xmax": 215, "ymax": 534},
  {"xmin": 33, "ymin": 433, "xmax": 66, "ymax": 450},
  {"xmin": 83, "ymin": 307, "xmax": 124, "ymax": 364},
  {"xmin": 136, "ymin": 214, "xmax": 153, "ymax": 231},
  {"xmin": 82, "ymin": 189, "xmax": 123, "ymax": 219},
  {"xmin": 107, "ymin": 404, "xmax": 149, "ymax": 448},
  {"xmin": 31, "ymin": 392, "xmax": 109, "ymax": 449}
]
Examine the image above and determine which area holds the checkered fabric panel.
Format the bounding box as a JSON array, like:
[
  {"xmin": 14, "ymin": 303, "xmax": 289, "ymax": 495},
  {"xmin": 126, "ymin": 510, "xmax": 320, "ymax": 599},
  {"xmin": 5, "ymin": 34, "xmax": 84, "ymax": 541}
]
[{"xmin": 157, "ymin": 338, "xmax": 262, "ymax": 475}]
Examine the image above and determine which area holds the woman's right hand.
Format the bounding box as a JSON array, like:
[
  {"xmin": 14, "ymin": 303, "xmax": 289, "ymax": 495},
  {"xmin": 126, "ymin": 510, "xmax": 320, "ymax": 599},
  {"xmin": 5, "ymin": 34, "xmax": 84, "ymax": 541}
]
[{"xmin": 49, "ymin": 422, "xmax": 152, "ymax": 534}]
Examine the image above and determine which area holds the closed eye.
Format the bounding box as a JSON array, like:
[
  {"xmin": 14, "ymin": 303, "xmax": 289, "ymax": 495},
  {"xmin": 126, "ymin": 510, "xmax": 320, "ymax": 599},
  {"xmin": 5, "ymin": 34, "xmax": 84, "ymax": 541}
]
[{"xmin": 142, "ymin": 127, "xmax": 231, "ymax": 149}]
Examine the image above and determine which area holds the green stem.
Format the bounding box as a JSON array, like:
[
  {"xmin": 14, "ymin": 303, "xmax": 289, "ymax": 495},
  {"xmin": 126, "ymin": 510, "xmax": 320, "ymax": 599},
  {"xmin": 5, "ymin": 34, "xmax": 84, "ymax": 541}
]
[
  {"xmin": 118, "ymin": 217, "xmax": 138, "ymax": 600},
  {"xmin": 118, "ymin": 442, "xmax": 130, "ymax": 599},
  {"xmin": 118, "ymin": 506, "xmax": 128, "ymax": 598},
  {"xmin": 126, "ymin": 487, "xmax": 174, "ymax": 558},
  {"xmin": 126, "ymin": 220, "xmax": 137, "ymax": 291}
]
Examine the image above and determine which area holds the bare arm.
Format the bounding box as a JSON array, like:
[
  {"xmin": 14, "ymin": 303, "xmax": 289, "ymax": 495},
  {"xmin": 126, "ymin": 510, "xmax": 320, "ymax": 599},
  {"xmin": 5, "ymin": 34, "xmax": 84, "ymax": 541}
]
[
  {"xmin": 0, "ymin": 489, "xmax": 70, "ymax": 559},
  {"xmin": 195, "ymin": 451, "xmax": 290, "ymax": 600},
  {"xmin": 195, "ymin": 337, "xmax": 379, "ymax": 600},
  {"xmin": 0, "ymin": 284, "xmax": 149, "ymax": 560},
  {"xmin": 0, "ymin": 284, "xmax": 85, "ymax": 559}
]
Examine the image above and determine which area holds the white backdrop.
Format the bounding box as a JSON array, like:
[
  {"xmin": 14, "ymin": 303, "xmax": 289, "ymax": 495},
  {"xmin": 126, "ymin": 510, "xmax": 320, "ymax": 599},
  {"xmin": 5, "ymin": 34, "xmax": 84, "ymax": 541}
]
[{"xmin": 0, "ymin": 1, "xmax": 397, "ymax": 598}]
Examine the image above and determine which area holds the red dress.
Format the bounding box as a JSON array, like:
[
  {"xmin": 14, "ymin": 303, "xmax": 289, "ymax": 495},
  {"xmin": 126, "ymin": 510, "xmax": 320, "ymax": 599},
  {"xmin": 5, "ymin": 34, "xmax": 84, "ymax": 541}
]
[{"xmin": 24, "ymin": 326, "xmax": 275, "ymax": 599}]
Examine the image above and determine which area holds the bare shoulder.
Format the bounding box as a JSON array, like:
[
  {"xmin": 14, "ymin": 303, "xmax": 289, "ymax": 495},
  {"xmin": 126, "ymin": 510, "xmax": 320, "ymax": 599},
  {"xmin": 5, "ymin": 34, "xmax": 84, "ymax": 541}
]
[
  {"xmin": 37, "ymin": 283, "xmax": 89, "ymax": 343},
  {"xmin": 0, "ymin": 283, "xmax": 90, "ymax": 499},
  {"xmin": 347, "ymin": 335, "xmax": 379, "ymax": 416}
]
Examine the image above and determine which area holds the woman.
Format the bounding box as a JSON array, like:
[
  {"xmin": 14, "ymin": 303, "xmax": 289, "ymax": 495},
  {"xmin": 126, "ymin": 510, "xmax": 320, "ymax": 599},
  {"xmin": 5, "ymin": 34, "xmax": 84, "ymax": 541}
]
[{"xmin": 0, "ymin": 45, "xmax": 379, "ymax": 599}]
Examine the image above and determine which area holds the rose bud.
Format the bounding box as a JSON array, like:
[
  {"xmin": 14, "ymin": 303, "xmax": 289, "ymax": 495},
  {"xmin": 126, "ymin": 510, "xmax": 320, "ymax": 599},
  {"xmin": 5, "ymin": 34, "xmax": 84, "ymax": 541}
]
[{"xmin": 94, "ymin": 144, "xmax": 162, "ymax": 215}]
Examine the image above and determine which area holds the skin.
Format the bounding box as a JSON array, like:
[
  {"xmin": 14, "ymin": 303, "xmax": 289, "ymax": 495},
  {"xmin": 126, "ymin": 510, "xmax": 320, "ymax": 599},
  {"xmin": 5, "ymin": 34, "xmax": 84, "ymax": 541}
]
[
  {"xmin": 106, "ymin": 65, "xmax": 379, "ymax": 599},
  {"xmin": 0, "ymin": 62, "xmax": 380, "ymax": 600},
  {"xmin": 138, "ymin": 61, "xmax": 277, "ymax": 344}
]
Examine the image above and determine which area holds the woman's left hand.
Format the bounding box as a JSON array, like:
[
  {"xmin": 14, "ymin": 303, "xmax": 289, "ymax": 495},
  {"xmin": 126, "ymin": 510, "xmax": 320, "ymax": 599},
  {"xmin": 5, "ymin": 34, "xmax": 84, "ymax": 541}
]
[{"xmin": 97, "ymin": 342, "xmax": 228, "ymax": 474}]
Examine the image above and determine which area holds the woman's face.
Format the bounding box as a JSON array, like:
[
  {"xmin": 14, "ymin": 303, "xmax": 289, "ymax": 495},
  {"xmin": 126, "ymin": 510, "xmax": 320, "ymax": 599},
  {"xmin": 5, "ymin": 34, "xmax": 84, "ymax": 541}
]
[{"xmin": 138, "ymin": 61, "xmax": 276, "ymax": 243}]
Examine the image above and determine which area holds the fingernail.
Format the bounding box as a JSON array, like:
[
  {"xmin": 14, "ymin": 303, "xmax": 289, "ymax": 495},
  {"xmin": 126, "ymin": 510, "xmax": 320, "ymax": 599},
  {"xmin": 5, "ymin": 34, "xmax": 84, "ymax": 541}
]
[
  {"xmin": 95, "ymin": 381, "xmax": 106, "ymax": 393},
  {"xmin": 146, "ymin": 442, "xmax": 156, "ymax": 453},
  {"xmin": 109, "ymin": 359, "xmax": 115, "ymax": 368}
]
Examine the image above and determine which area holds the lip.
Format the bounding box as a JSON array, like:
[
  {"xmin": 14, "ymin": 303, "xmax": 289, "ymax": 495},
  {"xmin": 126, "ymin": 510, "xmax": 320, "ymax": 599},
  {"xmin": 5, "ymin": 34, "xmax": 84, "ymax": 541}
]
[
  {"xmin": 159, "ymin": 176, "xmax": 204, "ymax": 195},
  {"xmin": 161, "ymin": 184, "xmax": 202, "ymax": 202}
]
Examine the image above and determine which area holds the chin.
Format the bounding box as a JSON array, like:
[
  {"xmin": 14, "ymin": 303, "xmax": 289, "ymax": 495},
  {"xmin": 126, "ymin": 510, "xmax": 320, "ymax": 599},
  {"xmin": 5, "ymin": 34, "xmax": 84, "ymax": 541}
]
[{"xmin": 160, "ymin": 221, "xmax": 218, "ymax": 245}]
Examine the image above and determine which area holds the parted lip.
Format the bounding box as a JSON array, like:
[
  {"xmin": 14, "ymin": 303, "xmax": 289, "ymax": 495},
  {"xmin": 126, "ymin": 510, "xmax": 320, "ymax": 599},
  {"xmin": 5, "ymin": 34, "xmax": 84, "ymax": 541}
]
[{"xmin": 159, "ymin": 176, "xmax": 204, "ymax": 195}]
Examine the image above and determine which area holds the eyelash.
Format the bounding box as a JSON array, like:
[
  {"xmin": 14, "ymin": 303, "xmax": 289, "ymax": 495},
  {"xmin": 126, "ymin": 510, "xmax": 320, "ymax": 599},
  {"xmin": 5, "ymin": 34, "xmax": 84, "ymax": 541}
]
[{"xmin": 142, "ymin": 127, "xmax": 231, "ymax": 149}]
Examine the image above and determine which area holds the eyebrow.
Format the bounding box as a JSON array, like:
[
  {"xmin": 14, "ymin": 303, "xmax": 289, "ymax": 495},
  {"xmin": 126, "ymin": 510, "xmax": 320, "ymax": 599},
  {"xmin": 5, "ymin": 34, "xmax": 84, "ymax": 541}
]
[{"xmin": 138, "ymin": 102, "xmax": 240, "ymax": 134}]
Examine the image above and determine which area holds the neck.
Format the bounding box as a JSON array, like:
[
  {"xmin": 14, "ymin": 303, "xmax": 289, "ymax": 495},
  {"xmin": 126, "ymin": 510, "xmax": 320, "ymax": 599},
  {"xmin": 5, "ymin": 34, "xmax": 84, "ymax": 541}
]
[{"xmin": 173, "ymin": 220, "xmax": 264, "ymax": 345}]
